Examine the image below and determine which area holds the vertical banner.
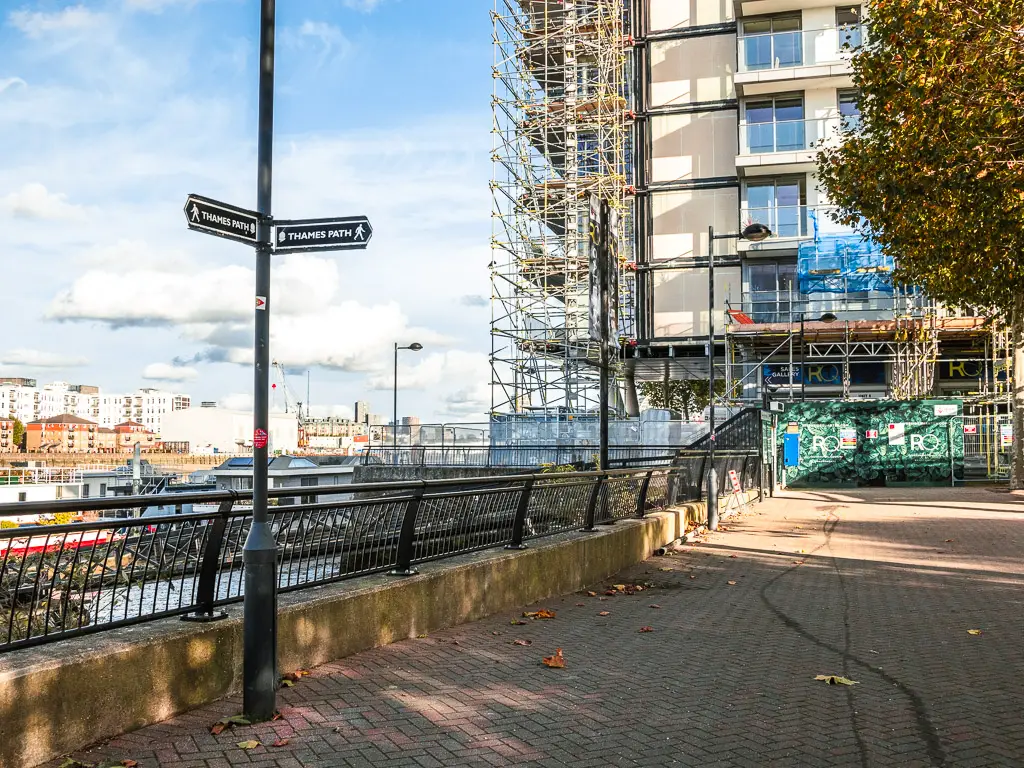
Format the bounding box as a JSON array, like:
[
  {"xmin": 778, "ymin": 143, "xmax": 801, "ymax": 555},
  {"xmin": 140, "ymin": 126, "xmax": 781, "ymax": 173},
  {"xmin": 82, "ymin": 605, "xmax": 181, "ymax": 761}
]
[
  {"xmin": 588, "ymin": 194, "xmax": 603, "ymax": 342},
  {"xmin": 606, "ymin": 206, "xmax": 620, "ymax": 341}
]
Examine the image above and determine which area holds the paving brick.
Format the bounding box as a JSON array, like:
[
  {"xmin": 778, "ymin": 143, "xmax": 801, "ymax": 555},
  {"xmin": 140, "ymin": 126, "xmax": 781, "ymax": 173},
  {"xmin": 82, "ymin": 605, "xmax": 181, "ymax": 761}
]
[{"xmin": 39, "ymin": 488, "xmax": 1024, "ymax": 767}]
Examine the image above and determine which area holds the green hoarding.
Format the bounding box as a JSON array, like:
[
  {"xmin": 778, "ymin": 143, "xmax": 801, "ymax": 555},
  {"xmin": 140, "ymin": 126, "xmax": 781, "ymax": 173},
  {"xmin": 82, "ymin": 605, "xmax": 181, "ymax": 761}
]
[{"xmin": 777, "ymin": 400, "xmax": 964, "ymax": 487}]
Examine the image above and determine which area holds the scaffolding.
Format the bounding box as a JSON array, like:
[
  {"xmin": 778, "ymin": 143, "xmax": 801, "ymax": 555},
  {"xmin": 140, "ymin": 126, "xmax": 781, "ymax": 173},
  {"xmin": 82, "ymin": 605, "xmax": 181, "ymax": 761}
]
[{"xmin": 491, "ymin": 0, "xmax": 635, "ymax": 415}]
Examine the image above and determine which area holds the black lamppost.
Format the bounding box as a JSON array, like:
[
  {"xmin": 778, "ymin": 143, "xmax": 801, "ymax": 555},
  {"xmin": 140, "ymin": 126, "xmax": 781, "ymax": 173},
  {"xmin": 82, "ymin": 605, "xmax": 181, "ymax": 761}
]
[
  {"xmin": 707, "ymin": 222, "xmax": 772, "ymax": 531},
  {"xmin": 393, "ymin": 342, "xmax": 423, "ymax": 461}
]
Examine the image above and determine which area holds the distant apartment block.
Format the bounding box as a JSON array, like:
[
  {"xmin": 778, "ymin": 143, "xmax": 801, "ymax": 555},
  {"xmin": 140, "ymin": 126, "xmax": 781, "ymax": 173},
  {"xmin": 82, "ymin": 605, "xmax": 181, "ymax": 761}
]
[
  {"xmin": 0, "ymin": 381, "xmax": 190, "ymax": 434},
  {"xmin": 25, "ymin": 414, "xmax": 159, "ymax": 454}
]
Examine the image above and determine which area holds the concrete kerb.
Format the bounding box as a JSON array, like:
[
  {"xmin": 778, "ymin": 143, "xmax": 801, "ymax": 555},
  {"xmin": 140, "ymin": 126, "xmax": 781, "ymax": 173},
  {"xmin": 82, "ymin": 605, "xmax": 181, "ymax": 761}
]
[{"xmin": 0, "ymin": 494, "xmax": 752, "ymax": 768}]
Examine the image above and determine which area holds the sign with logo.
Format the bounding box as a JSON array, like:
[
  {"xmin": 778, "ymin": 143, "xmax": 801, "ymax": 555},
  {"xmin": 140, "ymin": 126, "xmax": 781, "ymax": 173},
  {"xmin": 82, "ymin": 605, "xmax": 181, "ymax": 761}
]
[
  {"xmin": 934, "ymin": 404, "xmax": 958, "ymax": 416},
  {"xmin": 274, "ymin": 216, "xmax": 372, "ymax": 253},
  {"xmin": 728, "ymin": 469, "xmax": 742, "ymax": 493},
  {"xmin": 253, "ymin": 429, "xmax": 269, "ymax": 449},
  {"xmin": 963, "ymin": 424, "xmax": 978, "ymax": 435},
  {"xmin": 840, "ymin": 428, "xmax": 858, "ymax": 450},
  {"xmin": 888, "ymin": 422, "xmax": 905, "ymax": 446},
  {"xmin": 762, "ymin": 362, "xmax": 886, "ymax": 387},
  {"xmin": 184, "ymin": 194, "xmax": 259, "ymax": 245},
  {"xmin": 865, "ymin": 429, "xmax": 879, "ymax": 439},
  {"xmin": 256, "ymin": 296, "xmax": 266, "ymax": 310},
  {"xmin": 1001, "ymin": 424, "xmax": 1013, "ymax": 447}
]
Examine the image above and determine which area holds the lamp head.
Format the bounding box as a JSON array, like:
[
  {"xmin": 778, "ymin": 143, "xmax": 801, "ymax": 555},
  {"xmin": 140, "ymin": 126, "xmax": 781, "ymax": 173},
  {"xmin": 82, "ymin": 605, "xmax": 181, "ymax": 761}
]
[
  {"xmin": 740, "ymin": 222, "xmax": 772, "ymax": 242},
  {"xmin": 818, "ymin": 312, "xmax": 838, "ymax": 324},
  {"xmin": 408, "ymin": 342, "xmax": 424, "ymax": 351}
]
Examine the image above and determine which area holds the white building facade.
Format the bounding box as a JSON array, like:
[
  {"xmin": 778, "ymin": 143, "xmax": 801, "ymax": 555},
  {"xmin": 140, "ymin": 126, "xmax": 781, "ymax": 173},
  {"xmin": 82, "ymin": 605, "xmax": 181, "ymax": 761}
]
[{"xmin": 161, "ymin": 406, "xmax": 299, "ymax": 455}]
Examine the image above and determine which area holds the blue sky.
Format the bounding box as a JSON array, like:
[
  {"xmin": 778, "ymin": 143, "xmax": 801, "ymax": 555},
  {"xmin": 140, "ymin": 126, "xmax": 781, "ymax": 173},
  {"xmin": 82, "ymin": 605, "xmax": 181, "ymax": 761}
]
[{"xmin": 0, "ymin": 0, "xmax": 495, "ymax": 422}]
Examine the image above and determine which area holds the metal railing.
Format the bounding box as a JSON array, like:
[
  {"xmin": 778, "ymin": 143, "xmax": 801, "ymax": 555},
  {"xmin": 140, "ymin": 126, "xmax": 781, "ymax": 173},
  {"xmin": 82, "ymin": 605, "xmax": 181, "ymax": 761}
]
[
  {"xmin": 738, "ymin": 25, "xmax": 864, "ymax": 73},
  {"xmin": 736, "ymin": 293, "xmax": 913, "ymax": 325},
  {"xmin": 0, "ymin": 453, "xmax": 761, "ymax": 652},
  {"xmin": 362, "ymin": 445, "xmax": 690, "ymax": 468},
  {"xmin": 739, "ymin": 205, "xmax": 842, "ymax": 240}
]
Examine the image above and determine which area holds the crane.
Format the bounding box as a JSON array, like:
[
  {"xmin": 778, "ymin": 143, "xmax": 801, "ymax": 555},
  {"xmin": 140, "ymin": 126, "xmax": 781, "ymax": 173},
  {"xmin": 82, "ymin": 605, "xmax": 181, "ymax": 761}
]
[{"xmin": 272, "ymin": 361, "xmax": 308, "ymax": 449}]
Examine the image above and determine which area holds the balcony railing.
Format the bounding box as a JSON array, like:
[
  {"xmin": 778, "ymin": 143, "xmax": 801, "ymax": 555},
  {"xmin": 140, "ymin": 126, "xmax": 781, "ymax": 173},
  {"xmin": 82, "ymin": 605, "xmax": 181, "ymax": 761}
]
[
  {"xmin": 738, "ymin": 25, "xmax": 864, "ymax": 73},
  {"xmin": 740, "ymin": 116, "xmax": 859, "ymax": 155},
  {"xmin": 740, "ymin": 205, "xmax": 844, "ymax": 239},
  {"xmin": 735, "ymin": 293, "xmax": 921, "ymax": 325}
]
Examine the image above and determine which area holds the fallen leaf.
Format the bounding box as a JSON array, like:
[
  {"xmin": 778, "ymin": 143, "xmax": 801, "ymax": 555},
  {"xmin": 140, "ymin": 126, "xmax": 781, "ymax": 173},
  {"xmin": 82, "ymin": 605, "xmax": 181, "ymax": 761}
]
[
  {"xmin": 236, "ymin": 740, "xmax": 261, "ymax": 750},
  {"xmin": 510, "ymin": 619, "xmax": 528, "ymax": 625},
  {"xmin": 612, "ymin": 584, "xmax": 626, "ymax": 591},
  {"xmin": 586, "ymin": 591, "xmax": 597, "ymax": 597},
  {"xmin": 575, "ymin": 603, "xmax": 585, "ymax": 607},
  {"xmin": 968, "ymin": 629, "xmax": 983, "ymax": 636},
  {"xmin": 272, "ymin": 739, "xmax": 290, "ymax": 748},
  {"xmin": 523, "ymin": 609, "xmax": 556, "ymax": 619},
  {"xmin": 451, "ymin": 640, "xmax": 460, "ymax": 645},
  {"xmin": 122, "ymin": 762, "xmax": 138, "ymax": 768},
  {"xmin": 598, "ymin": 611, "xmax": 611, "ymax": 616},
  {"xmin": 542, "ymin": 649, "xmax": 565, "ymax": 668},
  {"xmin": 512, "ymin": 639, "xmax": 532, "ymax": 646},
  {"xmin": 280, "ymin": 679, "xmax": 295, "ymax": 688},
  {"xmin": 798, "ymin": 549, "xmax": 806, "ymax": 554},
  {"xmin": 945, "ymin": 539, "xmax": 955, "ymax": 543},
  {"xmin": 689, "ymin": 575, "xmax": 696, "ymax": 580},
  {"xmin": 727, "ymin": 581, "xmax": 737, "ymax": 586},
  {"xmin": 638, "ymin": 626, "xmax": 654, "ymax": 633},
  {"xmin": 814, "ymin": 675, "xmax": 859, "ymax": 686},
  {"xmin": 604, "ymin": 590, "xmax": 617, "ymax": 596},
  {"xmin": 650, "ymin": 604, "xmax": 662, "ymax": 609},
  {"xmin": 599, "ymin": 596, "xmax": 609, "ymax": 601},
  {"xmin": 296, "ymin": 670, "xmax": 310, "ymax": 677},
  {"xmin": 210, "ymin": 723, "xmax": 227, "ymax": 735},
  {"xmin": 281, "ymin": 671, "xmax": 301, "ymax": 682},
  {"xmin": 659, "ymin": 567, "xmax": 674, "ymax": 572},
  {"xmin": 729, "ymin": 555, "xmax": 738, "ymax": 559},
  {"xmin": 416, "ymin": 634, "xmax": 428, "ymax": 639},
  {"xmin": 59, "ymin": 762, "xmax": 92, "ymax": 768},
  {"xmin": 272, "ymin": 712, "xmax": 283, "ymax": 721},
  {"xmin": 224, "ymin": 715, "xmax": 251, "ymax": 726}
]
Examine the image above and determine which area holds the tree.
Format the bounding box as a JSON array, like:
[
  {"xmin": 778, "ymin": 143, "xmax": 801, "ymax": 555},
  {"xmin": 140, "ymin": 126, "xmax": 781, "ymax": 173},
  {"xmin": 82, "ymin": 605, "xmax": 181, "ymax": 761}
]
[
  {"xmin": 638, "ymin": 380, "xmax": 725, "ymax": 421},
  {"xmin": 817, "ymin": 0, "xmax": 1024, "ymax": 486},
  {"xmin": 10, "ymin": 418, "xmax": 24, "ymax": 451}
]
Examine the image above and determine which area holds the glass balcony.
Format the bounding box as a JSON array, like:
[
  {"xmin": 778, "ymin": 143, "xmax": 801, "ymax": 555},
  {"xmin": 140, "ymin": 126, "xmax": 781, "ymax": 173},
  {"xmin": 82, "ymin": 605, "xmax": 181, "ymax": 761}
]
[
  {"xmin": 740, "ymin": 205, "xmax": 844, "ymax": 239},
  {"xmin": 736, "ymin": 293, "xmax": 913, "ymax": 325},
  {"xmin": 738, "ymin": 25, "xmax": 864, "ymax": 73},
  {"xmin": 739, "ymin": 117, "xmax": 846, "ymax": 155}
]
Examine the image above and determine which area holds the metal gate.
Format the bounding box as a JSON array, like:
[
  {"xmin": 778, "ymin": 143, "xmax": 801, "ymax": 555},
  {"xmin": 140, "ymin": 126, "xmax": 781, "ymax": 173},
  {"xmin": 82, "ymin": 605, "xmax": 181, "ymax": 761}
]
[{"xmin": 954, "ymin": 415, "xmax": 1013, "ymax": 482}]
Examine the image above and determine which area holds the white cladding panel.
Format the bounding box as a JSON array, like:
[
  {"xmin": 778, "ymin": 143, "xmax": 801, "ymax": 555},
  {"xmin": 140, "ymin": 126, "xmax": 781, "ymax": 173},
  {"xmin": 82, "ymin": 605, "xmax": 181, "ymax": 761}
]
[
  {"xmin": 652, "ymin": 188, "xmax": 740, "ymax": 261},
  {"xmin": 652, "ymin": 267, "xmax": 741, "ymax": 338},
  {"xmin": 649, "ymin": 0, "xmax": 734, "ymax": 31},
  {"xmin": 161, "ymin": 409, "xmax": 299, "ymax": 454},
  {"xmin": 651, "ymin": 35, "xmax": 736, "ymax": 107},
  {"xmin": 652, "ymin": 111, "xmax": 739, "ymax": 182}
]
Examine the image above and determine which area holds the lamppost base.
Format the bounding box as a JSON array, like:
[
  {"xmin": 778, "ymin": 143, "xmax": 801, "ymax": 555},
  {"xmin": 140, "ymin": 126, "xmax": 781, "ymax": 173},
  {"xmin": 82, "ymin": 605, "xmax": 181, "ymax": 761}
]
[
  {"xmin": 707, "ymin": 468, "xmax": 719, "ymax": 531},
  {"xmin": 389, "ymin": 567, "xmax": 420, "ymax": 577},
  {"xmin": 504, "ymin": 543, "xmax": 529, "ymax": 551},
  {"xmin": 181, "ymin": 611, "xmax": 229, "ymax": 623}
]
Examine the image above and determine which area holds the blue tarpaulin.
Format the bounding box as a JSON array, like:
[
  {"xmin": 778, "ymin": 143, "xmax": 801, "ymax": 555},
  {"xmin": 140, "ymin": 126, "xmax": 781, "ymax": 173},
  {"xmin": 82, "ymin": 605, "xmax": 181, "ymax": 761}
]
[{"xmin": 798, "ymin": 233, "xmax": 894, "ymax": 294}]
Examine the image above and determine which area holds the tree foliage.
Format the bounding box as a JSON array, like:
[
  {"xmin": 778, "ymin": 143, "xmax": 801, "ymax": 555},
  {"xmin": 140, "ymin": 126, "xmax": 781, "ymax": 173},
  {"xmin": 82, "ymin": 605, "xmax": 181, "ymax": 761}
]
[
  {"xmin": 10, "ymin": 418, "xmax": 24, "ymax": 450},
  {"xmin": 817, "ymin": 0, "xmax": 1024, "ymax": 314},
  {"xmin": 638, "ymin": 380, "xmax": 725, "ymax": 420}
]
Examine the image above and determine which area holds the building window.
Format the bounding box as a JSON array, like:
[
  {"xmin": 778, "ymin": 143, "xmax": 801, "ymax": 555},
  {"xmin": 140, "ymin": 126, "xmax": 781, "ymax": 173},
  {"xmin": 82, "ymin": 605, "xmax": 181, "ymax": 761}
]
[
  {"xmin": 836, "ymin": 6, "xmax": 863, "ymax": 50},
  {"xmin": 743, "ymin": 95, "xmax": 806, "ymax": 153},
  {"xmin": 18, "ymin": 492, "xmax": 26, "ymax": 502},
  {"xmin": 83, "ymin": 484, "xmax": 90, "ymax": 498},
  {"xmin": 100, "ymin": 483, "xmax": 107, "ymax": 497},
  {"xmin": 740, "ymin": 14, "xmax": 802, "ymax": 71},
  {"xmin": 838, "ymin": 89, "xmax": 861, "ymax": 131},
  {"xmin": 743, "ymin": 177, "xmax": 807, "ymax": 238},
  {"xmin": 745, "ymin": 261, "xmax": 799, "ymax": 323}
]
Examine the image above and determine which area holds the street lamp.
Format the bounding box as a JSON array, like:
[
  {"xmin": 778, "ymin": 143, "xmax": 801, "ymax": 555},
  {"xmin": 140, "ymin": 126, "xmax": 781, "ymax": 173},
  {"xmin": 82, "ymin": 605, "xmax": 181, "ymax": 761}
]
[
  {"xmin": 706, "ymin": 222, "xmax": 773, "ymax": 531},
  {"xmin": 393, "ymin": 342, "xmax": 423, "ymax": 461}
]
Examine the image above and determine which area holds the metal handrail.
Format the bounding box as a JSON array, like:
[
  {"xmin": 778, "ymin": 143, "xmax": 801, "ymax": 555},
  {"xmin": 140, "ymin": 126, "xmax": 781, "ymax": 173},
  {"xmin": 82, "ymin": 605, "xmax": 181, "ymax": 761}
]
[{"xmin": 0, "ymin": 452, "xmax": 762, "ymax": 652}]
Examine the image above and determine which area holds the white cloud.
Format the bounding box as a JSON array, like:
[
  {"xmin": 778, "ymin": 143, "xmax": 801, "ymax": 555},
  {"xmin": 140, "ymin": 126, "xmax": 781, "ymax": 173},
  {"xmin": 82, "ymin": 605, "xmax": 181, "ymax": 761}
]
[
  {"xmin": 219, "ymin": 393, "xmax": 253, "ymax": 412},
  {"xmin": 342, "ymin": 0, "xmax": 385, "ymax": 11},
  {"xmin": 142, "ymin": 362, "xmax": 199, "ymax": 382},
  {"xmin": 8, "ymin": 6, "xmax": 101, "ymax": 38},
  {"xmin": 306, "ymin": 403, "xmax": 355, "ymax": 420},
  {"xmin": 123, "ymin": 0, "xmax": 196, "ymax": 11},
  {"xmin": 367, "ymin": 350, "xmax": 490, "ymax": 419},
  {"xmin": 0, "ymin": 78, "xmax": 27, "ymax": 94},
  {"xmin": 460, "ymin": 295, "xmax": 488, "ymax": 307},
  {"xmin": 0, "ymin": 349, "xmax": 88, "ymax": 368},
  {"xmin": 2, "ymin": 183, "xmax": 85, "ymax": 220}
]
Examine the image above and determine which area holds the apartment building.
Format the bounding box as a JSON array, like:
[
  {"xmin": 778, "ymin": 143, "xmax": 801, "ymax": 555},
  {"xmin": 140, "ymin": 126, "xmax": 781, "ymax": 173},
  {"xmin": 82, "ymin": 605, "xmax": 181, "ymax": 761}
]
[
  {"xmin": 624, "ymin": 0, "xmax": 1001, "ymax": 404},
  {"xmin": 0, "ymin": 382, "xmax": 190, "ymax": 433}
]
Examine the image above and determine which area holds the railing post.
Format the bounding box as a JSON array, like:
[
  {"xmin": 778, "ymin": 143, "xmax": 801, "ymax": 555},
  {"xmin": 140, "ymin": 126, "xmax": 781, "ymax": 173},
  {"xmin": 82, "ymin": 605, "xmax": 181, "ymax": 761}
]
[
  {"xmin": 506, "ymin": 477, "xmax": 535, "ymax": 550},
  {"xmin": 581, "ymin": 474, "xmax": 604, "ymax": 531},
  {"xmin": 182, "ymin": 497, "xmax": 233, "ymax": 622},
  {"xmin": 390, "ymin": 484, "xmax": 425, "ymax": 577},
  {"xmin": 636, "ymin": 470, "xmax": 653, "ymax": 519}
]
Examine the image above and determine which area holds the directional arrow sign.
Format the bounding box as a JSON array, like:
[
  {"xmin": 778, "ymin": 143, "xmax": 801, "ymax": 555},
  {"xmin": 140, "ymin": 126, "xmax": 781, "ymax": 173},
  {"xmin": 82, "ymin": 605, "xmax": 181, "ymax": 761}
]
[
  {"xmin": 184, "ymin": 194, "xmax": 259, "ymax": 245},
  {"xmin": 274, "ymin": 216, "xmax": 372, "ymax": 254}
]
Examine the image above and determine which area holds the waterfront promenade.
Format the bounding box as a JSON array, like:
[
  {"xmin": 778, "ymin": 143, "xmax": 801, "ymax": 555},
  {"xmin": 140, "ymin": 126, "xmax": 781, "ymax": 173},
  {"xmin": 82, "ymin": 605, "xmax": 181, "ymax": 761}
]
[{"xmin": 52, "ymin": 488, "xmax": 1024, "ymax": 767}]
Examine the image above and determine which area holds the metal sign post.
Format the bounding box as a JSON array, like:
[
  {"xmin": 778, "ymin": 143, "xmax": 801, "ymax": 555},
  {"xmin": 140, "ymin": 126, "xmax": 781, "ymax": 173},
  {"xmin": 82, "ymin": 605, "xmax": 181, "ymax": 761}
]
[{"xmin": 182, "ymin": 0, "xmax": 373, "ymax": 724}]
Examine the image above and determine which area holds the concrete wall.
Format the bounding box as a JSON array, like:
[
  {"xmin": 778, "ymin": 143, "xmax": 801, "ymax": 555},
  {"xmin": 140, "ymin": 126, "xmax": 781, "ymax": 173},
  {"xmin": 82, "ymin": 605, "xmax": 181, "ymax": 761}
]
[{"xmin": 0, "ymin": 496, "xmax": 752, "ymax": 768}]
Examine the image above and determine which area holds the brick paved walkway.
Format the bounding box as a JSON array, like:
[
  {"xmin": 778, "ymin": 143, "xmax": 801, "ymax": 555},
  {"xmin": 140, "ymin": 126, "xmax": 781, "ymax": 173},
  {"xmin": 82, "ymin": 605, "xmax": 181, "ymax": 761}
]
[{"xmin": 57, "ymin": 489, "xmax": 1024, "ymax": 767}]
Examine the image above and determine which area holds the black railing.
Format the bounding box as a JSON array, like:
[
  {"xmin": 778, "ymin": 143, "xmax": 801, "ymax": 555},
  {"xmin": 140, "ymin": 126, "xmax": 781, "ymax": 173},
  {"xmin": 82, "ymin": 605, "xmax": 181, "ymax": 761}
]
[
  {"xmin": 362, "ymin": 445, "xmax": 687, "ymax": 468},
  {"xmin": 0, "ymin": 454, "xmax": 760, "ymax": 653},
  {"xmin": 686, "ymin": 408, "xmax": 762, "ymax": 452}
]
